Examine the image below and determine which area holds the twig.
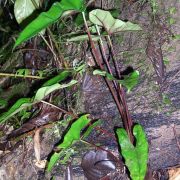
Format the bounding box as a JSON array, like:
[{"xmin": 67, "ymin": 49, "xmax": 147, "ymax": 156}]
[
  {"xmin": 40, "ymin": 100, "xmax": 77, "ymax": 118},
  {"xmin": 0, "ymin": 72, "xmax": 45, "ymax": 79}
]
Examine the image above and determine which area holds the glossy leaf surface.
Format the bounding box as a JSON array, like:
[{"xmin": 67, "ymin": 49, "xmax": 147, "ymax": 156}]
[
  {"xmin": 116, "ymin": 124, "xmax": 148, "ymax": 180},
  {"xmin": 89, "ymin": 9, "xmax": 142, "ymax": 34},
  {"xmin": 14, "ymin": 0, "xmax": 85, "ymax": 48},
  {"xmin": 14, "ymin": 2, "xmax": 63, "ymax": 48}
]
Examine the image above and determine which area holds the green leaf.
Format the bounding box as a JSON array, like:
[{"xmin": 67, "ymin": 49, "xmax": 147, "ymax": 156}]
[
  {"xmin": 82, "ymin": 120, "xmax": 101, "ymax": 138},
  {"xmin": 34, "ymin": 80, "xmax": 78, "ymax": 101},
  {"xmin": 118, "ymin": 71, "xmax": 140, "ymax": 93},
  {"xmin": 93, "ymin": 69, "xmax": 139, "ymax": 92},
  {"xmin": 172, "ymin": 34, "xmax": 180, "ymax": 40},
  {"xmin": 14, "ymin": 0, "xmax": 85, "ymax": 48},
  {"xmin": 15, "ymin": 69, "xmax": 30, "ymax": 77},
  {"xmin": 42, "ymin": 71, "xmax": 71, "ymax": 86},
  {"xmin": 47, "ymin": 114, "xmax": 91, "ymax": 171},
  {"xmin": 89, "ymin": 9, "xmax": 142, "ymax": 34},
  {"xmin": 0, "ymin": 98, "xmax": 32, "ymax": 123},
  {"xmin": 116, "ymin": 125, "xmax": 148, "ymax": 180},
  {"xmin": 93, "ymin": 69, "xmax": 107, "ymax": 76},
  {"xmin": 169, "ymin": 7, "xmax": 176, "ymax": 15},
  {"xmin": 0, "ymin": 71, "xmax": 77, "ymax": 123},
  {"xmin": 60, "ymin": 0, "xmax": 85, "ymax": 11},
  {"xmin": 162, "ymin": 94, "xmax": 171, "ymax": 105},
  {"xmin": 14, "ymin": 0, "xmax": 40, "ymax": 24},
  {"xmin": 14, "ymin": 2, "xmax": 63, "ymax": 48}
]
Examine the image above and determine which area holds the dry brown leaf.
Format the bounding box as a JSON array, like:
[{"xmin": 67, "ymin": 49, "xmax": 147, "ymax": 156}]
[
  {"xmin": 33, "ymin": 128, "xmax": 41, "ymax": 162},
  {"xmin": 169, "ymin": 168, "xmax": 180, "ymax": 180}
]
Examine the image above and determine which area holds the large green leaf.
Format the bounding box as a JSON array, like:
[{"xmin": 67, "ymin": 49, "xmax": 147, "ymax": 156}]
[
  {"xmin": 116, "ymin": 124, "xmax": 148, "ymax": 180},
  {"xmin": 0, "ymin": 98, "xmax": 32, "ymax": 123},
  {"xmin": 89, "ymin": 9, "xmax": 142, "ymax": 34},
  {"xmin": 93, "ymin": 69, "xmax": 139, "ymax": 92},
  {"xmin": 34, "ymin": 80, "xmax": 77, "ymax": 101},
  {"xmin": 47, "ymin": 114, "xmax": 91, "ymax": 171},
  {"xmin": 14, "ymin": 0, "xmax": 85, "ymax": 48},
  {"xmin": 14, "ymin": 2, "xmax": 63, "ymax": 48},
  {"xmin": 14, "ymin": 0, "xmax": 40, "ymax": 24}
]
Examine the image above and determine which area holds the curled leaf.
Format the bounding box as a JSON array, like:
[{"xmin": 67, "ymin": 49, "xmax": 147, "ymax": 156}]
[{"xmin": 81, "ymin": 150, "xmax": 117, "ymax": 180}]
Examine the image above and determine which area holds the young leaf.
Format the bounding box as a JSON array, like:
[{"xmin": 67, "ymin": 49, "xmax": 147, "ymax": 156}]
[
  {"xmin": 82, "ymin": 120, "xmax": 101, "ymax": 138},
  {"xmin": 47, "ymin": 114, "xmax": 91, "ymax": 171},
  {"xmin": 14, "ymin": 0, "xmax": 40, "ymax": 24},
  {"xmin": 89, "ymin": 9, "xmax": 142, "ymax": 34},
  {"xmin": 0, "ymin": 98, "xmax": 32, "ymax": 123},
  {"xmin": 116, "ymin": 124, "xmax": 148, "ymax": 180}
]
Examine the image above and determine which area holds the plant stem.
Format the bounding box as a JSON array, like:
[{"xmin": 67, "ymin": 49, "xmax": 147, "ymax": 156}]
[
  {"xmin": 107, "ymin": 35, "xmax": 133, "ymax": 135},
  {"xmin": 82, "ymin": 12, "xmax": 132, "ymax": 140},
  {"xmin": 0, "ymin": 72, "xmax": 44, "ymax": 79}
]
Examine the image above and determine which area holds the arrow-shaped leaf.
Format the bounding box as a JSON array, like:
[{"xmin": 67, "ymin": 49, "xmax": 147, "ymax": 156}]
[
  {"xmin": 116, "ymin": 124, "xmax": 148, "ymax": 180},
  {"xmin": 89, "ymin": 9, "xmax": 142, "ymax": 34}
]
